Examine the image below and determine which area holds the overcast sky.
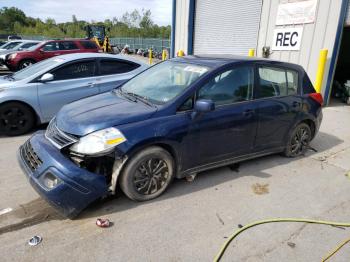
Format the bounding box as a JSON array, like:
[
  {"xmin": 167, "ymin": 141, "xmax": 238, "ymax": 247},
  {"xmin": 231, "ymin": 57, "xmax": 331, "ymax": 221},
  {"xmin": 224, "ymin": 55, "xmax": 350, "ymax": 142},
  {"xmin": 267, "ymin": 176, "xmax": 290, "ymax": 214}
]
[{"xmin": 0, "ymin": 0, "xmax": 172, "ymax": 26}]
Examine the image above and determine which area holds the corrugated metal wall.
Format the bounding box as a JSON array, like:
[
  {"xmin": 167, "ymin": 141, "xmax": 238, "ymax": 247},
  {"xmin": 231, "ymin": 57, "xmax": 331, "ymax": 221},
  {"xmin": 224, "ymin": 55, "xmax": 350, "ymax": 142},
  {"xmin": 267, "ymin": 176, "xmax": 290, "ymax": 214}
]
[
  {"xmin": 193, "ymin": 0, "xmax": 262, "ymax": 55},
  {"xmin": 257, "ymin": 0, "xmax": 343, "ymax": 95},
  {"xmin": 174, "ymin": 0, "xmax": 190, "ymax": 54}
]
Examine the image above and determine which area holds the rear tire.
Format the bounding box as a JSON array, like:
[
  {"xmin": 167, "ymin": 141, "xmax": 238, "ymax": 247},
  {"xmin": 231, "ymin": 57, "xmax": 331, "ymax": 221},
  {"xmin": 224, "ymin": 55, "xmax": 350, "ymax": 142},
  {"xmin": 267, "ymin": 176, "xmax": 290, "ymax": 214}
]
[
  {"xmin": 284, "ymin": 123, "xmax": 312, "ymax": 157},
  {"xmin": 18, "ymin": 59, "xmax": 35, "ymax": 70},
  {"xmin": 120, "ymin": 146, "xmax": 175, "ymax": 201},
  {"xmin": 0, "ymin": 102, "xmax": 35, "ymax": 136}
]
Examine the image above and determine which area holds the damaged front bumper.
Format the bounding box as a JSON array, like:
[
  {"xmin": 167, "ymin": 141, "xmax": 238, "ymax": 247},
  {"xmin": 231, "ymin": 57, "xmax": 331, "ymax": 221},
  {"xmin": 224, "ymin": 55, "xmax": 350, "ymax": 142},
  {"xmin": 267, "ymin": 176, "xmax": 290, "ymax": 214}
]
[{"xmin": 17, "ymin": 131, "xmax": 108, "ymax": 218}]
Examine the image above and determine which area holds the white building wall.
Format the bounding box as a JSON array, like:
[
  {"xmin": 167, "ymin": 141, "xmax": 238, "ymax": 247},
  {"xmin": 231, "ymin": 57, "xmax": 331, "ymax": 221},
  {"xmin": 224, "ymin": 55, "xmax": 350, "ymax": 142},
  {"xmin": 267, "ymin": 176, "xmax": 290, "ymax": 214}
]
[
  {"xmin": 257, "ymin": 0, "xmax": 344, "ymax": 95},
  {"xmin": 175, "ymin": 0, "xmax": 190, "ymax": 55}
]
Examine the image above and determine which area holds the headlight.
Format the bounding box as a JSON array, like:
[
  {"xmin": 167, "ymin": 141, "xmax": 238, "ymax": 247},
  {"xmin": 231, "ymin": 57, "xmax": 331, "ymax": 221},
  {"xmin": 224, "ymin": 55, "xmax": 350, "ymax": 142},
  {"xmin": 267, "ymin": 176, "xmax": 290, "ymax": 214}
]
[
  {"xmin": 70, "ymin": 127, "xmax": 126, "ymax": 155},
  {"xmin": 8, "ymin": 53, "xmax": 17, "ymax": 59}
]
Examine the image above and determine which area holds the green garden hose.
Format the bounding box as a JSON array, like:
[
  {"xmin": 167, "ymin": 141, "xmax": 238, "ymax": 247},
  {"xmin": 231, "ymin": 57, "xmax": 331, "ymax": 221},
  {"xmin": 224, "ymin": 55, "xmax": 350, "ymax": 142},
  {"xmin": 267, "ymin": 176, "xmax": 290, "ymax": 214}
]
[{"xmin": 214, "ymin": 218, "xmax": 350, "ymax": 262}]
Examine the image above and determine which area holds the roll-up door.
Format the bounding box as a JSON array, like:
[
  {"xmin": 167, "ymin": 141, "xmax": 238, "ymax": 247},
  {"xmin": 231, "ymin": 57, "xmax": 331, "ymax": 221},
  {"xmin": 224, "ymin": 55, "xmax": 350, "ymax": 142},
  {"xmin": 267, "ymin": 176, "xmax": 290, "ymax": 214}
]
[{"xmin": 193, "ymin": 0, "xmax": 263, "ymax": 55}]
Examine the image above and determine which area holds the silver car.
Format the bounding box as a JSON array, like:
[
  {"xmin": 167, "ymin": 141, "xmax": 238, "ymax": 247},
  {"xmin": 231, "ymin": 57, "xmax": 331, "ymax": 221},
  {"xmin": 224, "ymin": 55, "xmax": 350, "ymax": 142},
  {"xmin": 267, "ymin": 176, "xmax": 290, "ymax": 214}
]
[{"xmin": 0, "ymin": 53, "xmax": 148, "ymax": 135}]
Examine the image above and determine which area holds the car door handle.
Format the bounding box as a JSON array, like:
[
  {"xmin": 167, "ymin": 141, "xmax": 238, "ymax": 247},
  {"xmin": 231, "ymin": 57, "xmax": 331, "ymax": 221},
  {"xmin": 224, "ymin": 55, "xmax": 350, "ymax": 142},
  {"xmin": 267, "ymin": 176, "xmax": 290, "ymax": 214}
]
[
  {"xmin": 87, "ymin": 82, "xmax": 96, "ymax": 87},
  {"xmin": 243, "ymin": 109, "xmax": 254, "ymax": 116}
]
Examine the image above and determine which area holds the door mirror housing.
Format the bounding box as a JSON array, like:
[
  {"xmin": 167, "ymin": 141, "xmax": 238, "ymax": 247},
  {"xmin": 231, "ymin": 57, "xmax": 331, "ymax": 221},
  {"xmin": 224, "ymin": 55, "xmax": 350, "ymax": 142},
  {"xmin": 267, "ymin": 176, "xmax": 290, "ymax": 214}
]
[
  {"xmin": 40, "ymin": 73, "xmax": 54, "ymax": 82},
  {"xmin": 194, "ymin": 99, "xmax": 215, "ymax": 113}
]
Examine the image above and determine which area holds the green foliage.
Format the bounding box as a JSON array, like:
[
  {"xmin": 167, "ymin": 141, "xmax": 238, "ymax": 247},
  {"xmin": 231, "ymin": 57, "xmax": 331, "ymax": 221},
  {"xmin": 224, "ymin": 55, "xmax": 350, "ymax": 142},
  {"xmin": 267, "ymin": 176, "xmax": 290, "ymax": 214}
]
[{"xmin": 0, "ymin": 7, "xmax": 170, "ymax": 39}]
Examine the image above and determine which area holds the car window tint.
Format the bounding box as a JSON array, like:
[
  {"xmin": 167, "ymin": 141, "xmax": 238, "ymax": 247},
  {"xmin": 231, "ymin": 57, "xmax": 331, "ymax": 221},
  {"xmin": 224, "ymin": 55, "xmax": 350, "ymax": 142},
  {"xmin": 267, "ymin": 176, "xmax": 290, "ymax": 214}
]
[
  {"xmin": 258, "ymin": 67, "xmax": 299, "ymax": 98},
  {"xmin": 287, "ymin": 70, "xmax": 298, "ymax": 95},
  {"xmin": 59, "ymin": 41, "xmax": 78, "ymax": 50},
  {"xmin": 100, "ymin": 59, "xmax": 140, "ymax": 75},
  {"xmin": 21, "ymin": 43, "xmax": 38, "ymax": 49},
  {"xmin": 80, "ymin": 41, "xmax": 98, "ymax": 49},
  {"xmin": 198, "ymin": 66, "xmax": 254, "ymax": 106},
  {"xmin": 51, "ymin": 61, "xmax": 96, "ymax": 81},
  {"xmin": 42, "ymin": 42, "xmax": 59, "ymax": 51}
]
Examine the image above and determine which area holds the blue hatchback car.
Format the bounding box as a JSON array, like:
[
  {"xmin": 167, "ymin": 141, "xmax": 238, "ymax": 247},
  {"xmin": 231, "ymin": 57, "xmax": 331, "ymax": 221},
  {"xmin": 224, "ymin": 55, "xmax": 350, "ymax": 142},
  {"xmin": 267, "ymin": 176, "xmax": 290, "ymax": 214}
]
[{"xmin": 18, "ymin": 55, "xmax": 323, "ymax": 217}]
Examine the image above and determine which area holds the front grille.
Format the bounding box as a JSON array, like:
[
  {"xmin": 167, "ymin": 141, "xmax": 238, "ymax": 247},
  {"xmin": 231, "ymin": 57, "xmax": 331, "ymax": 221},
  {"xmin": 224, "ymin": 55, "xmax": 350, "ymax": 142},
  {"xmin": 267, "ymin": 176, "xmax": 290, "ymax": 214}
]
[
  {"xmin": 45, "ymin": 119, "xmax": 78, "ymax": 149},
  {"xmin": 21, "ymin": 141, "xmax": 43, "ymax": 172}
]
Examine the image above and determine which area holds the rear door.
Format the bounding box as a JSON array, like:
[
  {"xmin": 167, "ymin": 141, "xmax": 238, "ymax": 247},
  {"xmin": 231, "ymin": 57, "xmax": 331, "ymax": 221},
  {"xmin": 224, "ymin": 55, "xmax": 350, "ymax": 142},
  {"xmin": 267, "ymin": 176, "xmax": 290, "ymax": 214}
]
[
  {"xmin": 57, "ymin": 41, "xmax": 80, "ymax": 55},
  {"xmin": 97, "ymin": 58, "xmax": 141, "ymax": 93},
  {"xmin": 254, "ymin": 64, "xmax": 301, "ymax": 151},
  {"xmin": 37, "ymin": 59, "xmax": 99, "ymax": 121}
]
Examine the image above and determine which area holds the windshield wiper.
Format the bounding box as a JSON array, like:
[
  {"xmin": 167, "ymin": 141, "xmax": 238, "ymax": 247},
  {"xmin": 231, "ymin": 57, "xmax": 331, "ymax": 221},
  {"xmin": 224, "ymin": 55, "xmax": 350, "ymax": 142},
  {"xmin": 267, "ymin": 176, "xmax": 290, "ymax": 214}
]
[
  {"xmin": 124, "ymin": 91, "xmax": 155, "ymax": 107},
  {"xmin": 3, "ymin": 74, "xmax": 15, "ymax": 81},
  {"xmin": 113, "ymin": 88, "xmax": 137, "ymax": 102}
]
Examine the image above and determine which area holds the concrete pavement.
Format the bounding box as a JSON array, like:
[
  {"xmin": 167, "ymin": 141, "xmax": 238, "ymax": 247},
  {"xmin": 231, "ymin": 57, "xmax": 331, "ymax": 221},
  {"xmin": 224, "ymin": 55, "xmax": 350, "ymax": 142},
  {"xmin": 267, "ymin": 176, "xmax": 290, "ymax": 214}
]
[{"xmin": 0, "ymin": 104, "xmax": 350, "ymax": 261}]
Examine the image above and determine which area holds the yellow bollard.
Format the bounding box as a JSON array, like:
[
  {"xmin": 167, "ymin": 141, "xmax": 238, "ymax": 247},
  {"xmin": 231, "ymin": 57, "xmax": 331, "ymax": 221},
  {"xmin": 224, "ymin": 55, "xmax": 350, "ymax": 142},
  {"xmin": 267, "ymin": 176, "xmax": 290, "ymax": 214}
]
[
  {"xmin": 248, "ymin": 49, "xmax": 255, "ymax": 57},
  {"xmin": 149, "ymin": 49, "xmax": 153, "ymax": 65},
  {"xmin": 178, "ymin": 50, "xmax": 184, "ymax": 57},
  {"xmin": 162, "ymin": 49, "xmax": 167, "ymax": 61},
  {"xmin": 314, "ymin": 49, "xmax": 328, "ymax": 93}
]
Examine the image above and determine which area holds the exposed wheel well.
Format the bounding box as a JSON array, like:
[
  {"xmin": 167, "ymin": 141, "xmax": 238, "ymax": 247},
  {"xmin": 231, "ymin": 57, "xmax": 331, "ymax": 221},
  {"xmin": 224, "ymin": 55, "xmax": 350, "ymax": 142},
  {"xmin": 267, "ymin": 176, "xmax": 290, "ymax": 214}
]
[{"xmin": 0, "ymin": 100, "xmax": 40, "ymax": 124}]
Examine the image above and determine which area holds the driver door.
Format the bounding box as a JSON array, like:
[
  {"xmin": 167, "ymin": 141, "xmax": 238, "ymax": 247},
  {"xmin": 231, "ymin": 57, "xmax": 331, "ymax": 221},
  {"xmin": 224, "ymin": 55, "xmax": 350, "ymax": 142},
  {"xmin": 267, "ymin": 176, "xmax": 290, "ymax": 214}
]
[
  {"xmin": 189, "ymin": 65, "xmax": 259, "ymax": 166},
  {"xmin": 37, "ymin": 59, "xmax": 99, "ymax": 121}
]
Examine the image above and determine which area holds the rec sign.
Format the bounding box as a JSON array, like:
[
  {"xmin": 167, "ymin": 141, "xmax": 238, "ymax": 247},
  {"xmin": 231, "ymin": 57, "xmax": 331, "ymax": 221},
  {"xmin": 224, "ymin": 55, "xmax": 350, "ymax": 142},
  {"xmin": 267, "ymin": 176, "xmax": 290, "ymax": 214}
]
[{"xmin": 272, "ymin": 28, "xmax": 303, "ymax": 51}]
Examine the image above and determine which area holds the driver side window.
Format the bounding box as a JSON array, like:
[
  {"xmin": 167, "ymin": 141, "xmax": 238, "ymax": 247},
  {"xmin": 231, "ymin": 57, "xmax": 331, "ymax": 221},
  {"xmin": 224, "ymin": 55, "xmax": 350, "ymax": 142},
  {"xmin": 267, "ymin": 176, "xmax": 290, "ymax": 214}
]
[{"xmin": 197, "ymin": 66, "xmax": 254, "ymax": 106}]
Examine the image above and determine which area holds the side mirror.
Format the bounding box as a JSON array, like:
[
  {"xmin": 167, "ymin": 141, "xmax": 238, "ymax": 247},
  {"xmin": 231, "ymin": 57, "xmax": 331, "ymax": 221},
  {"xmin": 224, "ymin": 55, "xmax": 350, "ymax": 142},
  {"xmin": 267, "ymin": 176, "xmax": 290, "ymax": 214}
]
[
  {"xmin": 39, "ymin": 48, "xmax": 45, "ymax": 53},
  {"xmin": 193, "ymin": 99, "xmax": 215, "ymax": 114},
  {"xmin": 40, "ymin": 73, "xmax": 54, "ymax": 82}
]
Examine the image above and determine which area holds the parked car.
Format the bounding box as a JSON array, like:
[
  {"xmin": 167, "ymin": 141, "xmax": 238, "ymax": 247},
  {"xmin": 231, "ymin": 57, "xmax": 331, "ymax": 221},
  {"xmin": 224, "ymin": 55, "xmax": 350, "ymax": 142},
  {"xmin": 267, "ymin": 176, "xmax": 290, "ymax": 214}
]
[
  {"xmin": 5, "ymin": 39, "xmax": 101, "ymax": 71},
  {"xmin": 0, "ymin": 53, "xmax": 148, "ymax": 135},
  {"xmin": 0, "ymin": 40, "xmax": 24, "ymax": 51},
  {"xmin": 0, "ymin": 41, "xmax": 41, "ymax": 66},
  {"xmin": 17, "ymin": 55, "xmax": 323, "ymax": 218}
]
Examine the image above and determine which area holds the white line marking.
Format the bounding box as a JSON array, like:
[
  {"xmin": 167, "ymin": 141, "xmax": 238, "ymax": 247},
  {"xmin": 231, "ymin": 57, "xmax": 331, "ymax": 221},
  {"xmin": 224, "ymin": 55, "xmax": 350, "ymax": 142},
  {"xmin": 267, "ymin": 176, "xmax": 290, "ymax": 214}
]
[{"xmin": 0, "ymin": 208, "xmax": 13, "ymax": 216}]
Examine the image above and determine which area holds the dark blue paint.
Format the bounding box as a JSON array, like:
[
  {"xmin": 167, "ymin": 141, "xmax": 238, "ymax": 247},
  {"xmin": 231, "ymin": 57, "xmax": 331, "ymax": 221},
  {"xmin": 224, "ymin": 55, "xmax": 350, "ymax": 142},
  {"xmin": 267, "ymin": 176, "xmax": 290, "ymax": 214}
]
[
  {"xmin": 18, "ymin": 56, "xmax": 322, "ymax": 217},
  {"xmin": 187, "ymin": 0, "xmax": 196, "ymax": 55},
  {"xmin": 324, "ymin": 0, "xmax": 349, "ymax": 104}
]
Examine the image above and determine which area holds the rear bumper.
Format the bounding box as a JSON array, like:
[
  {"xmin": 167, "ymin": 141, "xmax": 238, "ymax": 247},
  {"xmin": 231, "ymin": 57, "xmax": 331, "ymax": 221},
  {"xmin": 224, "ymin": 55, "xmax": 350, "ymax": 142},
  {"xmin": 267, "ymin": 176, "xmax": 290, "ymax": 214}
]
[{"xmin": 17, "ymin": 131, "xmax": 108, "ymax": 218}]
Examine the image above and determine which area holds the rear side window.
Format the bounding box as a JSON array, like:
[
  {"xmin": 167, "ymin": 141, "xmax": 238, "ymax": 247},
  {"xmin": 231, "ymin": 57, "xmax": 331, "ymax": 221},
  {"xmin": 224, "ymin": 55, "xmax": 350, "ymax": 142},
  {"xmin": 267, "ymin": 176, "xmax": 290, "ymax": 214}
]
[
  {"xmin": 80, "ymin": 41, "xmax": 98, "ymax": 49},
  {"xmin": 257, "ymin": 67, "xmax": 299, "ymax": 98},
  {"xmin": 59, "ymin": 41, "xmax": 78, "ymax": 50},
  {"xmin": 51, "ymin": 61, "xmax": 96, "ymax": 81},
  {"xmin": 99, "ymin": 59, "xmax": 140, "ymax": 75}
]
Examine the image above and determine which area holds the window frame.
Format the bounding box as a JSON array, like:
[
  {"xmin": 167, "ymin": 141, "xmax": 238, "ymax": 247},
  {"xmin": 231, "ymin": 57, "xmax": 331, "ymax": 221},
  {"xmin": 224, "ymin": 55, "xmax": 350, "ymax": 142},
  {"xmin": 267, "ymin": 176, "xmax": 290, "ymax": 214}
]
[
  {"xmin": 254, "ymin": 63, "xmax": 300, "ymax": 100},
  {"xmin": 97, "ymin": 58, "xmax": 141, "ymax": 76},
  {"xmin": 176, "ymin": 64, "xmax": 256, "ymax": 113}
]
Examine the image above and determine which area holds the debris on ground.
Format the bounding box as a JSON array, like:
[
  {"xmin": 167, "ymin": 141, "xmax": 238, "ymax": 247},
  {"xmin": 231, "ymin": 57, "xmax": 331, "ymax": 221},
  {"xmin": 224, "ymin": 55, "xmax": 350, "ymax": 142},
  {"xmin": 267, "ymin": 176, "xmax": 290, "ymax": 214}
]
[
  {"xmin": 238, "ymin": 224, "xmax": 244, "ymax": 228},
  {"xmin": 28, "ymin": 236, "xmax": 42, "ymax": 246},
  {"xmin": 185, "ymin": 174, "xmax": 197, "ymax": 182},
  {"xmin": 216, "ymin": 213, "xmax": 225, "ymax": 225},
  {"xmin": 252, "ymin": 183, "xmax": 269, "ymax": 195},
  {"xmin": 96, "ymin": 218, "xmax": 111, "ymax": 228},
  {"xmin": 287, "ymin": 242, "xmax": 296, "ymax": 248}
]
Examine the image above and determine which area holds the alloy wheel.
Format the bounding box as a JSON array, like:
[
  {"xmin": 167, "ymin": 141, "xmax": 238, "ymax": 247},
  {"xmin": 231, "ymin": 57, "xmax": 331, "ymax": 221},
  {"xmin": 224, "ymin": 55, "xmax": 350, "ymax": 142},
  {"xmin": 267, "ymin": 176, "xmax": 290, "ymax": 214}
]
[
  {"xmin": 290, "ymin": 126, "xmax": 310, "ymax": 156},
  {"xmin": 133, "ymin": 158, "xmax": 169, "ymax": 195}
]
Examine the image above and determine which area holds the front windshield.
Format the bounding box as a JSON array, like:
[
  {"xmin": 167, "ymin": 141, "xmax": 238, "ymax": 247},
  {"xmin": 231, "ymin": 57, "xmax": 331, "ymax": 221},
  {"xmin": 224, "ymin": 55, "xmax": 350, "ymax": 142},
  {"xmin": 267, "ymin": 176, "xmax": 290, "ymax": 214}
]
[
  {"xmin": 121, "ymin": 61, "xmax": 209, "ymax": 105},
  {"xmin": 11, "ymin": 58, "xmax": 63, "ymax": 81},
  {"xmin": 1, "ymin": 42, "xmax": 21, "ymax": 50}
]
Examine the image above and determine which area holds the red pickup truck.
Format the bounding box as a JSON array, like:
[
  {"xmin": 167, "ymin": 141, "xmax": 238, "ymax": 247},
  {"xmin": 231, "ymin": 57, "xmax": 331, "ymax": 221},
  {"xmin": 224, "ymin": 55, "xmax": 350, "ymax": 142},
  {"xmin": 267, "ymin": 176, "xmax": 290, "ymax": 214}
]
[{"xmin": 5, "ymin": 39, "xmax": 101, "ymax": 71}]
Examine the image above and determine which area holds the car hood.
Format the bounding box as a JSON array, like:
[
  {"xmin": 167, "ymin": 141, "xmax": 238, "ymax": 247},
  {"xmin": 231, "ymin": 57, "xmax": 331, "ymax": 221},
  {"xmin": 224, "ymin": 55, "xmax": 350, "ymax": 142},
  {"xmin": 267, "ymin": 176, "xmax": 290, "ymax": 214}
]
[
  {"xmin": 56, "ymin": 92, "xmax": 157, "ymax": 136},
  {"xmin": 0, "ymin": 77, "xmax": 13, "ymax": 87}
]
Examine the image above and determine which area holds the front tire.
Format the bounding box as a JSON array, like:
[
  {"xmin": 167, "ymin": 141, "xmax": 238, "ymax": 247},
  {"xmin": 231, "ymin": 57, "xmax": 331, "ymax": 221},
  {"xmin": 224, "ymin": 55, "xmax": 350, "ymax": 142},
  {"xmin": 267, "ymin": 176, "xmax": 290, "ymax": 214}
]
[
  {"xmin": 120, "ymin": 147, "xmax": 175, "ymax": 201},
  {"xmin": 284, "ymin": 123, "xmax": 312, "ymax": 157},
  {"xmin": 0, "ymin": 102, "xmax": 35, "ymax": 136},
  {"xmin": 18, "ymin": 59, "xmax": 35, "ymax": 70}
]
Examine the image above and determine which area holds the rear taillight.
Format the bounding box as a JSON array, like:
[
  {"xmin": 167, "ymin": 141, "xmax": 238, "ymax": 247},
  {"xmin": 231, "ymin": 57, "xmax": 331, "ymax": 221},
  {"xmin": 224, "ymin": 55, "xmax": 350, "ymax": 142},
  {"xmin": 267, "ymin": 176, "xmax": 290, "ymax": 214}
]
[{"xmin": 309, "ymin": 93, "xmax": 323, "ymax": 105}]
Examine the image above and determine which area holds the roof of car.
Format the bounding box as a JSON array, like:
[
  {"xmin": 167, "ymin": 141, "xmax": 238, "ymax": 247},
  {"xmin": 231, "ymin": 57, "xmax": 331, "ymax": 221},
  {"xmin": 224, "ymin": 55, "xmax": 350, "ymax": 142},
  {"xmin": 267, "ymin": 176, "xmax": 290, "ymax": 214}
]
[
  {"xmin": 173, "ymin": 54, "xmax": 303, "ymax": 71},
  {"xmin": 52, "ymin": 53, "xmax": 147, "ymax": 65}
]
